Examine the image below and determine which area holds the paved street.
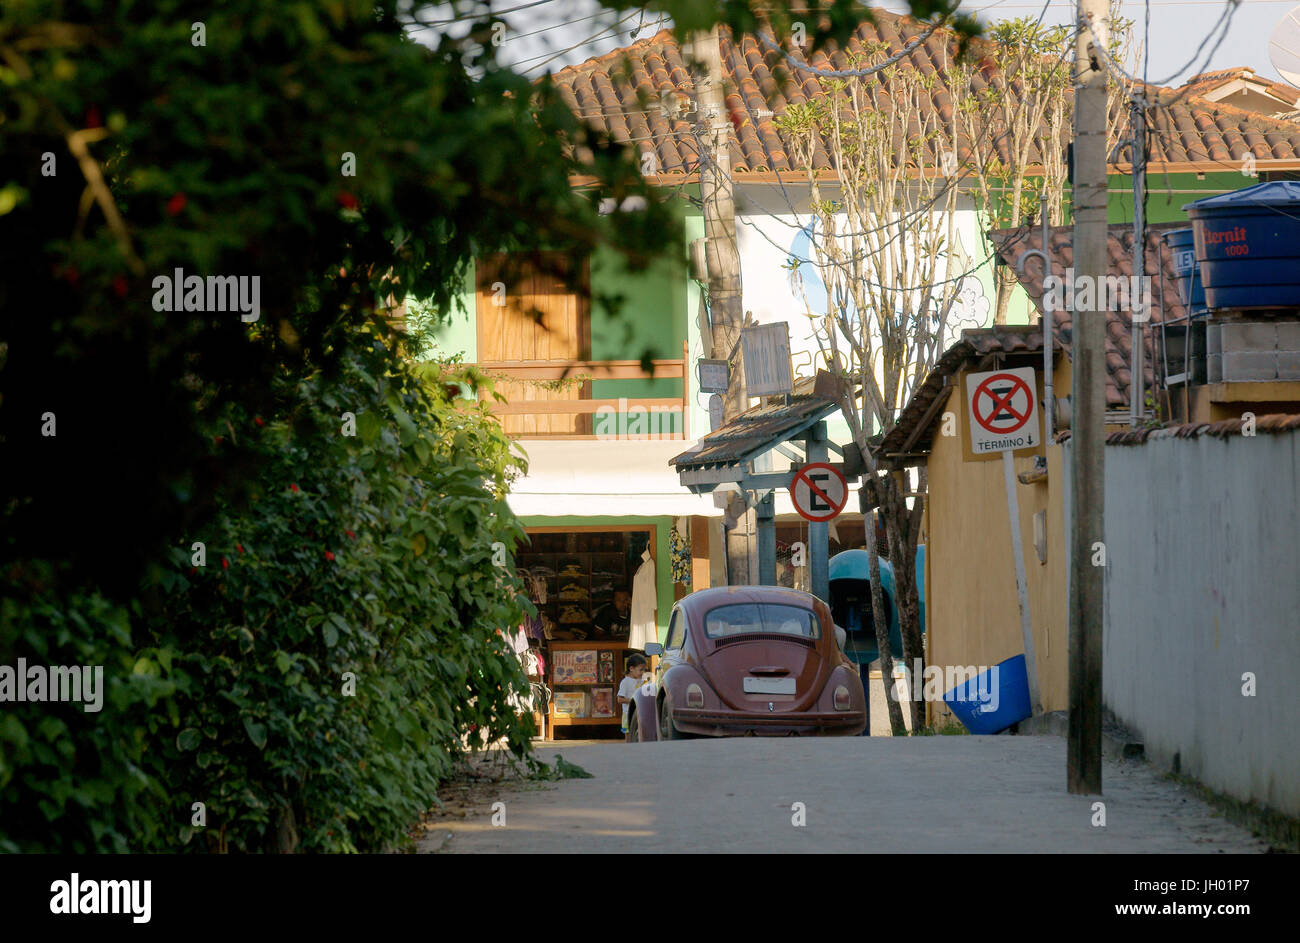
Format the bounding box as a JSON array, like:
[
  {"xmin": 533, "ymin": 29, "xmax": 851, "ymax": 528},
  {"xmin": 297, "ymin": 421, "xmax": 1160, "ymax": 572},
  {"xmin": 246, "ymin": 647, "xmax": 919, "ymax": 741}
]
[{"xmin": 426, "ymin": 736, "xmax": 1266, "ymax": 853}]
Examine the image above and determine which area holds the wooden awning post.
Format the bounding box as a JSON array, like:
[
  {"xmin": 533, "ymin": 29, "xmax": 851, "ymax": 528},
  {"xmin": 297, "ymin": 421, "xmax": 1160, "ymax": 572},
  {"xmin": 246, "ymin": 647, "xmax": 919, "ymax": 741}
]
[{"xmin": 756, "ymin": 491, "xmax": 776, "ymax": 585}]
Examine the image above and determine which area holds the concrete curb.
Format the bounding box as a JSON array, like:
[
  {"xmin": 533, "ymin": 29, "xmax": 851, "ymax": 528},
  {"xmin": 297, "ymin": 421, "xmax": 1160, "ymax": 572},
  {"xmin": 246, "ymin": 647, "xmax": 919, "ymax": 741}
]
[{"xmin": 1012, "ymin": 710, "xmax": 1146, "ymax": 759}]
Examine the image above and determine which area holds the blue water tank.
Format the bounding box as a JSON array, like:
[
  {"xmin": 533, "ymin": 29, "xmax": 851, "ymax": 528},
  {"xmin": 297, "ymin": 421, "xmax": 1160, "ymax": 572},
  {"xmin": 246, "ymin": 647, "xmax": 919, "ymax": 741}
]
[
  {"xmin": 1161, "ymin": 227, "xmax": 1207, "ymax": 317},
  {"xmin": 1183, "ymin": 181, "xmax": 1300, "ymax": 310}
]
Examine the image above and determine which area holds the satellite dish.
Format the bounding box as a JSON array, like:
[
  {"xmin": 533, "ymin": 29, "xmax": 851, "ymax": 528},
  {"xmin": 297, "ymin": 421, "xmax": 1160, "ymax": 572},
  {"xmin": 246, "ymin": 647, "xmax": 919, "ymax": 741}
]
[{"xmin": 1269, "ymin": 5, "xmax": 1300, "ymax": 88}]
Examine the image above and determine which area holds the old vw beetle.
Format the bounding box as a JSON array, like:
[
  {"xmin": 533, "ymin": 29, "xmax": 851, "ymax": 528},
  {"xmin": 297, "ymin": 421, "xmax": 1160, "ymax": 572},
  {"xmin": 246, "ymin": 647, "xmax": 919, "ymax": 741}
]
[{"xmin": 631, "ymin": 586, "xmax": 866, "ymax": 739}]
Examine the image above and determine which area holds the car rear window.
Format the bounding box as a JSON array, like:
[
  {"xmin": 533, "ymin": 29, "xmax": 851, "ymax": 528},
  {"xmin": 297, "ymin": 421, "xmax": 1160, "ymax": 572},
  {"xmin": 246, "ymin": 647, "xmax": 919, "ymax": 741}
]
[{"xmin": 704, "ymin": 603, "xmax": 820, "ymax": 640}]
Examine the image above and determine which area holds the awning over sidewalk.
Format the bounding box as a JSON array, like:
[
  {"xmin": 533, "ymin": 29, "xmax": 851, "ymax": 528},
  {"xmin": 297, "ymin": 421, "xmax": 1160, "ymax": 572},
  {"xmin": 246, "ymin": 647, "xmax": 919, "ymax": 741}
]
[{"xmin": 506, "ymin": 439, "xmax": 724, "ymax": 517}]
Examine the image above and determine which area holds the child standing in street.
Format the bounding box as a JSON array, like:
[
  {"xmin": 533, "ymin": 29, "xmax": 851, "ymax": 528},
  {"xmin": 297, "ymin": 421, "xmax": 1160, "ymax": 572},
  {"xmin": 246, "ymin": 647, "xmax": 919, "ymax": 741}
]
[{"xmin": 618, "ymin": 654, "xmax": 648, "ymax": 740}]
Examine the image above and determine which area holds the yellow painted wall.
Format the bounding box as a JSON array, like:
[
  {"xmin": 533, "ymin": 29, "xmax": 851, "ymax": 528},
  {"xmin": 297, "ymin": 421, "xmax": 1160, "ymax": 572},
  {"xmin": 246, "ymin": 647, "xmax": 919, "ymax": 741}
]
[{"xmin": 925, "ymin": 358, "xmax": 1071, "ymax": 721}]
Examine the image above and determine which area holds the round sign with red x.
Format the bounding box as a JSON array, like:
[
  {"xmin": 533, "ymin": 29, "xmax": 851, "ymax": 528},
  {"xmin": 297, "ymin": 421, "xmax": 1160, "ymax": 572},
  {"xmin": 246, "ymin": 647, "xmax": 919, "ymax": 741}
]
[
  {"xmin": 791, "ymin": 462, "xmax": 848, "ymax": 523},
  {"xmin": 965, "ymin": 366, "xmax": 1041, "ymax": 455},
  {"xmin": 972, "ymin": 372, "xmax": 1034, "ymax": 435}
]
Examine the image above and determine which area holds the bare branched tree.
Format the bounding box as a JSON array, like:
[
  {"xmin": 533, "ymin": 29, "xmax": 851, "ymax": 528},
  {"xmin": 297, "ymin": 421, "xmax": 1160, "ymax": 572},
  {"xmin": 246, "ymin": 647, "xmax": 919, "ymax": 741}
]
[{"xmin": 777, "ymin": 38, "xmax": 971, "ymax": 734}]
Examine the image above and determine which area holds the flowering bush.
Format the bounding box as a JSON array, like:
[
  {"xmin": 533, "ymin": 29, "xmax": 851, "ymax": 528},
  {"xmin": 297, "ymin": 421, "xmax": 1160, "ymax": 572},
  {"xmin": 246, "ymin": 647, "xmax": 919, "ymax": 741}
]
[{"xmin": 1, "ymin": 342, "xmax": 533, "ymax": 852}]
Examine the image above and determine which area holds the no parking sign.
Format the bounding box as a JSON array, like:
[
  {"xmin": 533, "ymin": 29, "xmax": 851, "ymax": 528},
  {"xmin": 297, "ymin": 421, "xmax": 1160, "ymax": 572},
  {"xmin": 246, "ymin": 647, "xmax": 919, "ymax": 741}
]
[
  {"xmin": 966, "ymin": 367, "xmax": 1041, "ymax": 454},
  {"xmin": 791, "ymin": 462, "xmax": 848, "ymax": 522}
]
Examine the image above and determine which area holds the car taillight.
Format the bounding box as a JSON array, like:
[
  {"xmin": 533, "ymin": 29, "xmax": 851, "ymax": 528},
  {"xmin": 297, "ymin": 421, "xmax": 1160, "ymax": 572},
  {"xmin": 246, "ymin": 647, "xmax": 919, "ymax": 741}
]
[
  {"xmin": 833, "ymin": 685, "xmax": 851, "ymax": 711},
  {"xmin": 686, "ymin": 683, "xmax": 704, "ymax": 708}
]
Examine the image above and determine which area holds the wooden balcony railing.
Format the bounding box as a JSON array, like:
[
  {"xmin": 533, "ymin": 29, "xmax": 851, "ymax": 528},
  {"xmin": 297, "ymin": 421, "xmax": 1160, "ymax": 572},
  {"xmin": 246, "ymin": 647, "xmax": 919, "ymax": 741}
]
[{"xmin": 475, "ymin": 342, "xmax": 691, "ymax": 439}]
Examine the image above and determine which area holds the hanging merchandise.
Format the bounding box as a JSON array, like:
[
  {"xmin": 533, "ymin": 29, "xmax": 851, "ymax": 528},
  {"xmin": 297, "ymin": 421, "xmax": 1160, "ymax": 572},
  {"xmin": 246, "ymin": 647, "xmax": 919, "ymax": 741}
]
[
  {"xmin": 520, "ymin": 569, "xmax": 547, "ymax": 643},
  {"xmin": 669, "ymin": 517, "xmax": 691, "ymax": 586},
  {"xmin": 628, "ymin": 548, "xmax": 656, "ymax": 651}
]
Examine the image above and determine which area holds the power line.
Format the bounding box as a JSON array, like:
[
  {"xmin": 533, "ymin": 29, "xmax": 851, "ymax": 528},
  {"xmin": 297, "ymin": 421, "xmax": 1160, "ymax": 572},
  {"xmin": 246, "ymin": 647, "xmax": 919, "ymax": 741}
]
[
  {"xmin": 755, "ymin": 18, "xmax": 949, "ymax": 79},
  {"xmin": 411, "ymin": 0, "xmax": 556, "ymax": 28},
  {"xmin": 514, "ymin": 9, "xmax": 642, "ymax": 74},
  {"xmin": 1080, "ymin": 0, "xmax": 1240, "ymax": 88},
  {"xmin": 499, "ymin": 8, "xmax": 623, "ymax": 43}
]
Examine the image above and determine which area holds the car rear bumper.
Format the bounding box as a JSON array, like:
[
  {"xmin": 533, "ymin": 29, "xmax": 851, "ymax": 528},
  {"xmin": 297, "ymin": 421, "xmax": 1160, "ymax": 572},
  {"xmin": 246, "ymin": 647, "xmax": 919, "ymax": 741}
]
[{"xmin": 672, "ymin": 707, "xmax": 866, "ymax": 737}]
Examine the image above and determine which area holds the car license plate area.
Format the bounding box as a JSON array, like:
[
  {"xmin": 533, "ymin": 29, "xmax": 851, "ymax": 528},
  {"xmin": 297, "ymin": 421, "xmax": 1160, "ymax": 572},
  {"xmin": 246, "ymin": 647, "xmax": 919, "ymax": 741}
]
[{"xmin": 743, "ymin": 676, "xmax": 796, "ymax": 695}]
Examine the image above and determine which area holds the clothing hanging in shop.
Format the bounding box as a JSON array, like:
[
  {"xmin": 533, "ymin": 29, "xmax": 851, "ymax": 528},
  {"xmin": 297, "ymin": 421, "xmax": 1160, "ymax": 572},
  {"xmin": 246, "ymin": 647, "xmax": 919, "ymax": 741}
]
[
  {"xmin": 520, "ymin": 568, "xmax": 547, "ymax": 643},
  {"xmin": 669, "ymin": 518, "xmax": 691, "ymax": 586},
  {"xmin": 628, "ymin": 548, "xmax": 656, "ymax": 651}
]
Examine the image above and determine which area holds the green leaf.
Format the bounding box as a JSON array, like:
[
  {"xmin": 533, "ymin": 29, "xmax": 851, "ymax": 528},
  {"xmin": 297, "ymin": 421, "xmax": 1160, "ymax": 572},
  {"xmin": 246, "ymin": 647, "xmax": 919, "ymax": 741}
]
[
  {"xmin": 176, "ymin": 728, "xmax": 201, "ymax": 751},
  {"xmin": 243, "ymin": 718, "xmax": 268, "ymax": 751}
]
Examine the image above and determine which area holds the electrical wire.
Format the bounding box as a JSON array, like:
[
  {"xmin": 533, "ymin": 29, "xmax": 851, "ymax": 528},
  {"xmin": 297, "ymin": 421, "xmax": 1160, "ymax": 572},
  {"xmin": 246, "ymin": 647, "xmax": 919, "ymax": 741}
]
[
  {"xmin": 755, "ymin": 18, "xmax": 949, "ymax": 79},
  {"xmin": 1079, "ymin": 0, "xmax": 1240, "ymax": 88},
  {"xmin": 410, "ymin": 0, "xmax": 557, "ymax": 28},
  {"xmin": 514, "ymin": 10, "xmax": 647, "ymax": 74}
]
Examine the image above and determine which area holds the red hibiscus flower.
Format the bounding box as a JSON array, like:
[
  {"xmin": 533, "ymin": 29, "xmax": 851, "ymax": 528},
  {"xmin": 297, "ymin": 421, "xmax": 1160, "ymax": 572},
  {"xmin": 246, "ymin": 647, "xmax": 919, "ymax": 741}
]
[
  {"xmin": 290, "ymin": 483, "xmax": 300, "ymax": 492},
  {"xmin": 113, "ymin": 275, "xmax": 128, "ymax": 298},
  {"xmin": 166, "ymin": 192, "xmax": 187, "ymax": 216},
  {"xmin": 325, "ymin": 550, "xmax": 336, "ymax": 562},
  {"xmin": 221, "ymin": 557, "xmax": 229, "ymax": 570},
  {"xmin": 335, "ymin": 191, "xmax": 359, "ymax": 210}
]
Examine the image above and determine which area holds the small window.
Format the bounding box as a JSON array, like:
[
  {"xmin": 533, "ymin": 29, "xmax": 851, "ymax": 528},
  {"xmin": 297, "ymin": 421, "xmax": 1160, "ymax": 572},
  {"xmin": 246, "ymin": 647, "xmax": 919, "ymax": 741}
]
[
  {"xmin": 665, "ymin": 610, "xmax": 685, "ymax": 649},
  {"xmin": 704, "ymin": 603, "xmax": 820, "ymax": 640}
]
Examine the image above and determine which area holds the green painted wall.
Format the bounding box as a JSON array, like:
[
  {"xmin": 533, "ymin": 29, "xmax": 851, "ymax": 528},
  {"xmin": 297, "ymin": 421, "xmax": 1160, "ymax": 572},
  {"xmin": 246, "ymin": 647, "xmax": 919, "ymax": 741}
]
[
  {"xmin": 518, "ymin": 515, "xmax": 675, "ymax": 644},
  {"xmin": 1108, "ymin": 171, "xmax": 1245, "ymax": 224},
  {"xmin": 424, "ymin": 197, "xmax": 697, "ymax": 429},
  {"xmin": 590, "ymin": 197, "xmax": 694, "ymax": 406},
  {"xmin": 427, "ymin": 263, "xmax": 477, "ymax": 361}
]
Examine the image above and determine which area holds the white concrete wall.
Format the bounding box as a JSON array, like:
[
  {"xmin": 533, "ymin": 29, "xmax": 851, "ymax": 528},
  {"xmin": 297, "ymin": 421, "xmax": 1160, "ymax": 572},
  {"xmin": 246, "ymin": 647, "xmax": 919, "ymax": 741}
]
[{"xmin": 1100, "ymin": 428, "xmax": 1300, "ymax": 817}]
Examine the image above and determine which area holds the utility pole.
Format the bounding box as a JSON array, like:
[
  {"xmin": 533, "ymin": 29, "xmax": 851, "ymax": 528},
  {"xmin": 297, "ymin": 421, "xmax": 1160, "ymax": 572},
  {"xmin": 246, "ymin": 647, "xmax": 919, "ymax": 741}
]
[
  {"xmin": 1069, "ymin": 0, "xmax": 1107, "ymax": 794},
  {"xmin": 1129, "ymin": 93, "xmax": 1147, "ymax": 426},
  {"xmin": 694, "ymin": 24, "xmax": 752, "ymax": 585}
]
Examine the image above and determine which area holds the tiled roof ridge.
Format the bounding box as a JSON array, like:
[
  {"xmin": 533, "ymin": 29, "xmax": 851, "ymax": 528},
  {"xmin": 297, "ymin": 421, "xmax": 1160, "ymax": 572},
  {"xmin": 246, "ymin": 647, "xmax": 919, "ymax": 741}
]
[
  {"xmin": 1145, "ymin": 82, "xmax": 1300, "ymax": 132},
  {"xmin": 1061, "ymin": 413, "xmax": 1300, "ymax": 445},
  {"xmin": 1184, "ymin": 66, "xmax": 1254, "ymax": 85},
  {"xmin": 552, "ymin": 27, "xmax": 678, "ymax": 81},
  {"xmin": 1178, "ymin": 67, "xmax": 1300, "ymax": 106},
  {"xmin": 547, "ymin": 9, "xmax": 1300, "ymax": 169}
]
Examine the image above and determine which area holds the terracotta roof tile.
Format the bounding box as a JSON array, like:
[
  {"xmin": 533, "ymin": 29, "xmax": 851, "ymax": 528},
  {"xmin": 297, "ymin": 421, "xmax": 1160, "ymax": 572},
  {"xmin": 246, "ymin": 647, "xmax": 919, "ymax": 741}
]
[
  {"xmin": 1105, "ymin": 413, "xmax": 1300, "ymax": 445},
  {"xmin": 553, "ymin": 11, "xmax": 1300, "ymax": 176},
  {"xmin": 1177, "ymin": 68, "xmax": 1300, "ymax": 110},
  {"xmin": 988, "ymin": 220, "xmax": 1191, "ymax": 408}
]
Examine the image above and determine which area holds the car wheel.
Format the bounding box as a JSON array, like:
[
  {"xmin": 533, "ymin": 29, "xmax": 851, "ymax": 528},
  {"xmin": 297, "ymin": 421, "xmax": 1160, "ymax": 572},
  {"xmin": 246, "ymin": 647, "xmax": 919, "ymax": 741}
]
[
  {"xmin": 658, "ymin": 695, "xmax": 689, "ymax": 740},
  {"xmin": 627, "ymin": 706, "xmax": 640, "ymax": 742}
]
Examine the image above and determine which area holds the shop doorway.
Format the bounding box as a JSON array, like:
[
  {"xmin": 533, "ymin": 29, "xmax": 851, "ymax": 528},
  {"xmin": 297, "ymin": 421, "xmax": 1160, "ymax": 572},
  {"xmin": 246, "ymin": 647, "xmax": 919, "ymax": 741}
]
[{"xmin": 517, "ymin": 526, "xmax": 657, "ymax": 740}]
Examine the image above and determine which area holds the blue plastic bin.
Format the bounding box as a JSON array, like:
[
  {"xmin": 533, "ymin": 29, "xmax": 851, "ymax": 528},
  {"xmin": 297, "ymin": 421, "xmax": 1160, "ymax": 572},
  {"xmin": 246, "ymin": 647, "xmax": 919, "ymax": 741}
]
[{"xmin": 942, "ymin": 654, "xmax": 1032, "ymax": 735}]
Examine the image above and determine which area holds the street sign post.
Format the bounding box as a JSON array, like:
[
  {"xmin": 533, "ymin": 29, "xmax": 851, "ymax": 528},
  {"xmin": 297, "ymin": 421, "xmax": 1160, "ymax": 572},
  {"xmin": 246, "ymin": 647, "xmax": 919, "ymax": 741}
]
[
  {"xmin": 791, "ymin": 461, "xmax": 848, "ymax": 523},
  {"xmin": 964, "ymin": 365, "xmax": 1043, "ymax": 715}
]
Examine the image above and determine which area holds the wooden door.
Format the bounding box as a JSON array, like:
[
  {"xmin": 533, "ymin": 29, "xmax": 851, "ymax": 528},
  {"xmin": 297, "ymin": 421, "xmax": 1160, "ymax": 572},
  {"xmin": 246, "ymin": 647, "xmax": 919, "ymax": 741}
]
[{"xmin": 476, "ymin": 252, "xmax": 591, "ymax": 435}]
